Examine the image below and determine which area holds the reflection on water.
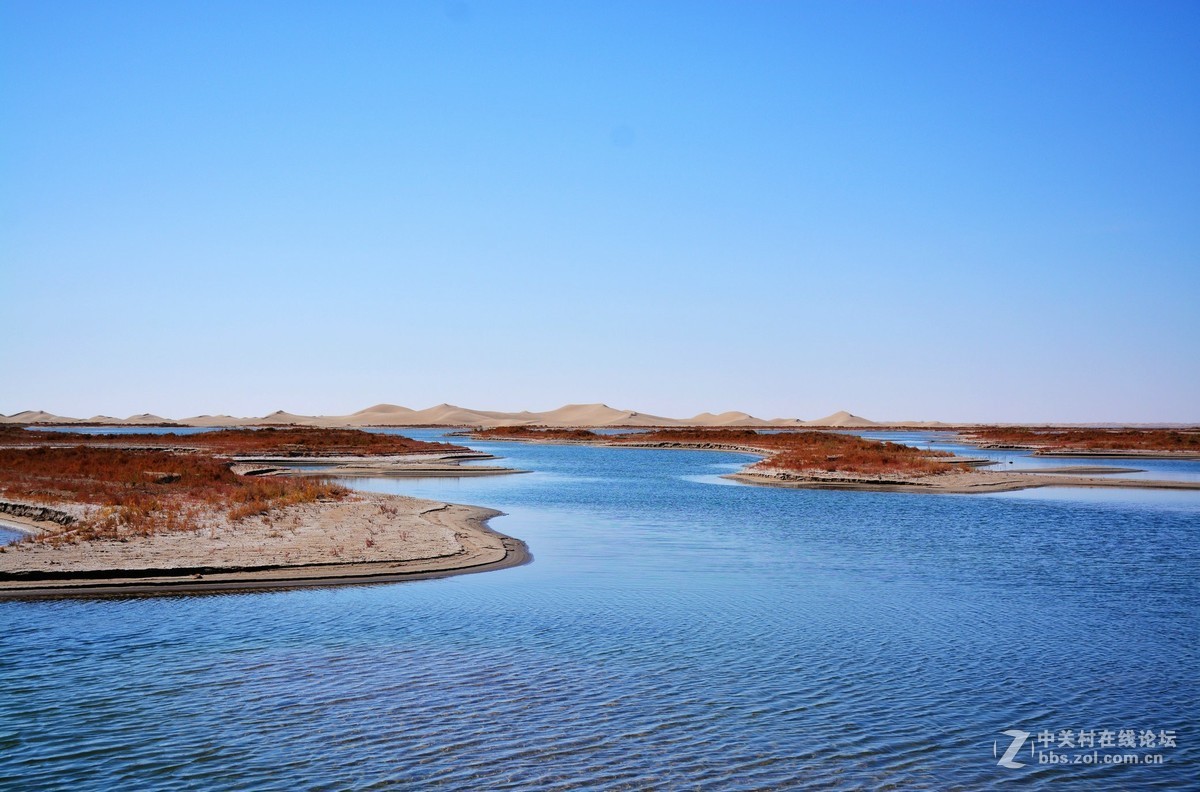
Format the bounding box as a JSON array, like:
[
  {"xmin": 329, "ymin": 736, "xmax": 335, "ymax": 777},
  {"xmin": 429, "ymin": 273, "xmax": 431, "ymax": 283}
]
[{"xmin": 0, "ymin": 428, "xmax": 1196, "ymax": 789}]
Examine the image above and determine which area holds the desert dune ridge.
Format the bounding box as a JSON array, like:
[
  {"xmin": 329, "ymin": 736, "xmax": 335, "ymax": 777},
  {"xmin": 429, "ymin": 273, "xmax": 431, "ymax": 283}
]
[
  {"xmin": 6, "ymin": 404, "xmax": 1194, "ymax": 430},
  {"xmin": 1, "ymin": 403, "xmax": 896, "ymax": 428}
]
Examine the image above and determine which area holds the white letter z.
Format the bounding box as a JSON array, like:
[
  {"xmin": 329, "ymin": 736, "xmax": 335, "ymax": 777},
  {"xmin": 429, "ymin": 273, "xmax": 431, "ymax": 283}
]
[{"xmin": 996, "ymin": 729, "xmax": 1030, "ymax": 769}]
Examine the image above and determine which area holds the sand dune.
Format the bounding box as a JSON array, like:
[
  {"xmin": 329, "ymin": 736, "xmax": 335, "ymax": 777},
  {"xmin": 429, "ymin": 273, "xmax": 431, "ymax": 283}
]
[
  {"xmin": 0, "ymin": 411, "xmax": 80, "ymax": 424},
  {"xmin": 122, "ymin": 413, "xmax": 177, "ymax": 425},
  {"xmin": 343, "ymin": 405, "xmax": 418, "ymax": 427},
  {"xmin": 404, "ymin": 404, "xmax": 513, "ymax": 426},
  {"xmin": 179, "ymin": 415, "xmax": 245, "ymax": 427},
  {"xmin": 536, "ymin": 403, "xmax": 637, "ymax": 425},
  {"xmin": 257, "ymin": 410, "xmax": 318, "ymax": 425},
  {"xmin": 347, "ymin": 404, "xmax": 416, "ymax": 419},
  {"xmin": 530, "ymin": 403, "xmax": 670, "ymax": 427},
  {"xmin": 803, "ymin": 411, "xmax": 878, "ymax": 427},
  {"xmin": 689, "ymin": 411, "xmax": 772, "ymax": 427},
  {"xmin": 2, "ymin": 404, "xmax": 901, "ymax": 428},
  {"xmin": 466, "ymin": 408, "xmax": 542, "ymax": 421},
  {"xmin": 351, "ymin": 403, "xmax": 416, "ymax": 416}
]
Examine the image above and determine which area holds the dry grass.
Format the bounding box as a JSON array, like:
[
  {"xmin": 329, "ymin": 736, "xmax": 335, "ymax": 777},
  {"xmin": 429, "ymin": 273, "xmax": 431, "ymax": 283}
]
[
  {"xmin": 0, "ymin": 426, "xmax": 462, "ymax": 456},
  {"xmin": 473, "ymin": 426, "xmax": 953, "ymax": 477},
  {"xmin": 473, "ymin": 426, "xmax": 602, "ymax": 441},
  {"xmin": 966, "ymin": 427, "xmax": 1200, "ymax": 452},
  {"xmin": 755, "ymin": 440, "xmax": 953, "ymax": 475},
  {"xmin": 614, "ymin": 428, "xmax": 953, "ymax": 476},
  {"xmin": 0, "ymin": 446, "xmax": 347, "ymax": 544},
  {"xmin": 613, "ymin": 428, "xmax": 776, "ymax": 447}
]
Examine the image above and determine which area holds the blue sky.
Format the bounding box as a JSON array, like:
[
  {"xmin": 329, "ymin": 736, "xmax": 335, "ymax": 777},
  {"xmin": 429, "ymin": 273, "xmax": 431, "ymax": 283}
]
[{"xmin": 2, "ymin": 1, "xmax": 1197, "ymax": 422}]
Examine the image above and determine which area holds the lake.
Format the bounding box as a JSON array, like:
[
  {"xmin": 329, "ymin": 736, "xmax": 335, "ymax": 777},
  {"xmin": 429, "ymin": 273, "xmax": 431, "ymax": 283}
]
[{"xmin": 0, "ymin": 429, "xmax": 1196, "ymax": 789}]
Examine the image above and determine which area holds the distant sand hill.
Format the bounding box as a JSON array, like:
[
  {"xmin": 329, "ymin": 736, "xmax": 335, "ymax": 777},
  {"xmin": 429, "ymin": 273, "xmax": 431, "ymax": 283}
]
[
  {"xmin": 0, "ymin": 403, "xmax": 951, "ymax": 428},
  {"xmin": 806, "ymin": 410, "xmax": 875, "ymax": 427}
]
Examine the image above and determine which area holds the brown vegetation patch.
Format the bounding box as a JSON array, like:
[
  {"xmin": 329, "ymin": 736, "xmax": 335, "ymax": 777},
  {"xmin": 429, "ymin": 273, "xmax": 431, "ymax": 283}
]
[
  {"xmin": 613, "ymin": 428, "xmax": 778, "ymax": 447},
  {"xmin": 613, "ymin": 428, "xmax": 954, "ymax": 476},
  {"xmin": 473, "ymin": 426, "xmax": 602, "ymax": 441},
  {"xmin": 756, "ymin": 440, "xmax": 953, "ymax": 476},
  {"xmin": 966, "ymin": 427, "xmax": 1200, "ymax": 453},
  {"xmin": 0, "ymin": 446, "xmax": 347, "ymax": 544},
  {"xmin": 0, "ymin": 426, "xmax": 462, "ymax": 456}
]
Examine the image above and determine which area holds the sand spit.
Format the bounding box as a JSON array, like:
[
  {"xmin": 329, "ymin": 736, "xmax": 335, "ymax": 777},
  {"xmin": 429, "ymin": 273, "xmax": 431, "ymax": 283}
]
[
  {"xmin": 0, "ymin": 492, "xmax": 528, "ymax": 598},
  {"xmin": 963, "ymin": 444, "xmax": 1200, "ymax": 461},
  {"xmin": 230, "ymin": 452, "xmax": 527, "ymax": 479},
  {"xmin": 1028, "ymin": 450, "xmax": 1200, "ymax": 460},
  {"xmin": 727, "ymin": 470, "xmax": 1200, "ymax": 494},
  {"xmin": 1005, "ymin": 466, "xmax": 1145, "ymax": 475},
  {"xmin": 610, "ymin": 440, "xmax": 1191, "ymax": 493}
]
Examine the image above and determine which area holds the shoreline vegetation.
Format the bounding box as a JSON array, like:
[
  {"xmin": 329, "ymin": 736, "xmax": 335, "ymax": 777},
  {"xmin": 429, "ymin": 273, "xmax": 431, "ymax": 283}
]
[
  {"xmin": 0, "ymin": 425, "xmax": 468, "ymax": 455},
  {"xmin": 469, "ymin": 426, "xmax": 1200, "ymax": 494},
  {"xmin": 0, "ymin": 428, "xmax": 528, "ymax": 598},
  {"xmin": 957, "ymin": 427, "xmax": 1200, "ymax": 457},
  {"xmin": 3, "ymin": 421, "xmax": 1198, "ymax": 597},
  {"xmin": 0, "ymin": 426, "xmax": 527, "ymax": 479}
]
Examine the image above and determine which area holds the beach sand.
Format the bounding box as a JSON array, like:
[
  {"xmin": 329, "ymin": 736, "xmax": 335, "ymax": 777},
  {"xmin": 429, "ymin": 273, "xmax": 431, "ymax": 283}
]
[
  {"xmin": 229, "ymin": 451, "xmax": 527, "ymax": 479},
  {"xmin": 0, "ymin": 492, "xmax": 528, "ymax": 598}
]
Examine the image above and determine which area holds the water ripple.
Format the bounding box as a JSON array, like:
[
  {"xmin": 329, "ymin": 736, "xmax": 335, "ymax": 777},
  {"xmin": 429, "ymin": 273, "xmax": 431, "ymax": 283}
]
[{"xmin": 1, "ymin": 435, "xmax": 1197, "ymax": 789}]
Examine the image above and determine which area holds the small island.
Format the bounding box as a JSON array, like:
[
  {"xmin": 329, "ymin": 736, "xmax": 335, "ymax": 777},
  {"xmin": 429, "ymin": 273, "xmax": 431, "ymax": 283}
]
[
  {"xmin": 958, "ymin": 427, "xmax": 1200, "ymax": 458},
  {"xmin": 471, "ymin": 426, "xmax": 1200, "ymax": 494}
]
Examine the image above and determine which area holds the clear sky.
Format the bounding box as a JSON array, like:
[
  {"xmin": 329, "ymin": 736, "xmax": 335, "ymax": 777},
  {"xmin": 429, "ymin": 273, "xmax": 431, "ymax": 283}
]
[{"xmin": 2, "ymin": 1, "xmax": 1197, "ymax": 423}]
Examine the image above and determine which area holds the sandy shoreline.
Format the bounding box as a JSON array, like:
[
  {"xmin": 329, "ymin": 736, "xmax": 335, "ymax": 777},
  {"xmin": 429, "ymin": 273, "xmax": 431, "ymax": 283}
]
[
  {"xmin": 475, "ymin": 434, "xmax": 1200, "ymax": 494},
  {"xmin": 1004, "ymin": 465, "xmax": 1144, "ymax": 474},
  {"xmin": 0, "ymin": 517, "xmax": 39, "ymax": 536},
  {"xmin": 230, "ymin": 451, "xmax": 528, "ymax": 479},
  {"xmin": 727, "ymin": 470, "xmax": 1200, "ymax": 494},
  {"xmin": 1028, "ymin": 450, "xmax": 1200, "ymax": 460},
  {"xmin": 0, "ymin": 492, "xmax": 529, "ymax": 599},
  {"xmin": 3, "ymin": 428, "xmax": 1194, "ymax": 599}
]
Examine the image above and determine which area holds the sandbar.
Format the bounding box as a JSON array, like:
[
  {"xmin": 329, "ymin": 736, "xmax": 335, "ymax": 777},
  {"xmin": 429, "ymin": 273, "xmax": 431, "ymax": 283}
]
[
  {"xmin": 0, "ymin": 492, "xmax": 528, "ymax": 599},
  {"xmin": 230, "ymin": 451, "xmax": 528, "ymax": 479},
  {"xmin": 727, "ymin": 469, "xmax": 1200, "ymax": 494}
]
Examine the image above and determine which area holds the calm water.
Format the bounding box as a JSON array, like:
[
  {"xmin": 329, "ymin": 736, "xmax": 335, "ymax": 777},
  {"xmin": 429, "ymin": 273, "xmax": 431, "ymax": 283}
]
[{"xmin": 1, "ymin": 429, "xmax": 1197, "ymax": 790}]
